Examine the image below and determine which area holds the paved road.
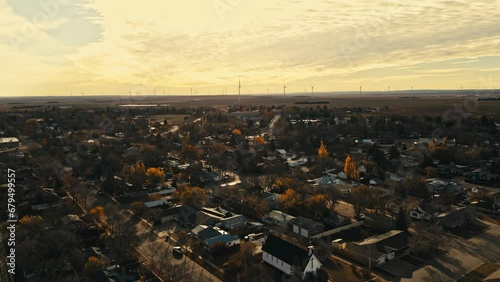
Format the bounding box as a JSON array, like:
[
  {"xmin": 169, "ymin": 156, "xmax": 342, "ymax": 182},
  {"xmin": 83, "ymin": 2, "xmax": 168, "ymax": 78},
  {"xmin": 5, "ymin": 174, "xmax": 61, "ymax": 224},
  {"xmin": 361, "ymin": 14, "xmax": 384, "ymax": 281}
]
[
  {"xmin": 401, "ymin": 223, "xmax": 500, "ymax": 282},
  {"xmin": 87, "ymin": 188, "xmax": 221, "ymax": 282}
]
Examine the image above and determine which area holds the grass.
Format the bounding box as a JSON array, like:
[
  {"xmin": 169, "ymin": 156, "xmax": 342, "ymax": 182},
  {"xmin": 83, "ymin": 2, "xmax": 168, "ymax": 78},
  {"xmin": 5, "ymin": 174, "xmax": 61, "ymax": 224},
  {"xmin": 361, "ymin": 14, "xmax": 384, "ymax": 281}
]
[
  {"xmin": 322, "ymin": 257, "xmax": 373, "ymax": 282},
  {"xmin": 458, "ymin": 263, "xmax": 500, "ymax": 282}
]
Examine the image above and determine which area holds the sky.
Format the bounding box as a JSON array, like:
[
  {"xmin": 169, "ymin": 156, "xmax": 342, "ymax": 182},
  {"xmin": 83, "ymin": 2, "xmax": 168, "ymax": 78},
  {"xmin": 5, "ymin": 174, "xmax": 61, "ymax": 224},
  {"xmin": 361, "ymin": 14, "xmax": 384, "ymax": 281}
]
[{"xmin": 1, "ymin": 0, "xmax": 500, "ymax": 96}]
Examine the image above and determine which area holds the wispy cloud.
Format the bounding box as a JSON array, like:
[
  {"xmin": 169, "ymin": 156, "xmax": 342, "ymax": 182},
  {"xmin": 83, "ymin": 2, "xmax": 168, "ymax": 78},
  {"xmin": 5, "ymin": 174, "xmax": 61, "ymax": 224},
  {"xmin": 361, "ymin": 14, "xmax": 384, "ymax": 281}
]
[{"xmin": 1, "ymin": 0, "xmax": 500, "ymax": 95}]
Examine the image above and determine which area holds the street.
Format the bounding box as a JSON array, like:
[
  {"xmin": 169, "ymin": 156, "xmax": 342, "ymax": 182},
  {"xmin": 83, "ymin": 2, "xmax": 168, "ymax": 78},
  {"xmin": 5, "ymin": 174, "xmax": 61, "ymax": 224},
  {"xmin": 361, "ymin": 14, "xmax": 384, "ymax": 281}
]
[{"xmin": 87, "ymin": 187, "xmax": 221, "ymax": 282}]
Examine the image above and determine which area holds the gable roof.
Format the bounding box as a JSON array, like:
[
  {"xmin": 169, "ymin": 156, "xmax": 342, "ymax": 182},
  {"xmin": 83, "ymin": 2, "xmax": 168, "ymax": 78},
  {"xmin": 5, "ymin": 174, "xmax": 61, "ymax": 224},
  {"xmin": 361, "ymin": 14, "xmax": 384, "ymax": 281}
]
[
  {"xmin": 205, "ymin": 234, "xmax": 239, "ymax": 246},
  {"xmin": 262, "ymin": 234, "xmax": 310, "ymax": 267},
  {"xmin": 356, "ymin": 230, "xmax": 409, "ymax": 254},
  {"xmin": 197, "ymin": 226, "xmax": 225, "ymax": 241},
  {"xmin": 289, "ymin": 216, "xmax": 325, "ymax": 233}
]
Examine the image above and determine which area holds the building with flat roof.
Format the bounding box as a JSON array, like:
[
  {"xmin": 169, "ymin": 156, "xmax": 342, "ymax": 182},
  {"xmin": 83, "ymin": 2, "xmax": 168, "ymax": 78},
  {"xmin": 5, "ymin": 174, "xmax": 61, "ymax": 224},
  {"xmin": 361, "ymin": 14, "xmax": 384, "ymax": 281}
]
[{"xmin": 0, "ymin": 137, "xmax": 19, "ymax": 148}]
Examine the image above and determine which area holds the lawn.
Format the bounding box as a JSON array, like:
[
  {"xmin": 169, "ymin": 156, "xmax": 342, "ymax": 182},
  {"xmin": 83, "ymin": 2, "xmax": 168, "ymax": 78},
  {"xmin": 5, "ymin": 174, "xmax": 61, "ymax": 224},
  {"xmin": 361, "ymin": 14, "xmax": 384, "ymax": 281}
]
[
  {"xmin": 322, "ymin": 258, "xmax": 375, "ymax": 282},
  {"xmin": 458, "ymin": 263, "xmax": 500, "ymax": 282}
]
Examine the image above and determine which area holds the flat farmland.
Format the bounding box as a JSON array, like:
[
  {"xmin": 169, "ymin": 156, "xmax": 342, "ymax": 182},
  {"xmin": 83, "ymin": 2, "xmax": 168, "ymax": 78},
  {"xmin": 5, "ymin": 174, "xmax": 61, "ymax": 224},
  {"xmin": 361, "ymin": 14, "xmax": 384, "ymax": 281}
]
[
  {"xmin": 1, "ymin": 92, "xmax": 499, "ymax": 118},
  {"xmin": 148, "ymin": 114, "xmax": 190, "ymax": 125}
]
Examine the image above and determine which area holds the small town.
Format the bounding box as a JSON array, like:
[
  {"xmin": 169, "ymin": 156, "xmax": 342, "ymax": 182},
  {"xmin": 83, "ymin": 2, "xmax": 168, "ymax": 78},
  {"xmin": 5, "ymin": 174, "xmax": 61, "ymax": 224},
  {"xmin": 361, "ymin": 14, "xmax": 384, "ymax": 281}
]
[
  {"xmin": 0, "ymin": 99, "xmax": 499, "ymax": 282},
  {"xmin": 2, "ymin": 1, "xmax": 500, "ymax": 281}
]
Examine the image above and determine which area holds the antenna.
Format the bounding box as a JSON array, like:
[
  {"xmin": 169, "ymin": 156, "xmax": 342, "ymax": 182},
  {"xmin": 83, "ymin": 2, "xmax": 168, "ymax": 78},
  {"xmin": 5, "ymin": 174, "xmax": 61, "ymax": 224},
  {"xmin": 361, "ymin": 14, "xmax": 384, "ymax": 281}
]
[{"xmin": 283, "ymin": 84, "xmax": 287, "ymax": 100}]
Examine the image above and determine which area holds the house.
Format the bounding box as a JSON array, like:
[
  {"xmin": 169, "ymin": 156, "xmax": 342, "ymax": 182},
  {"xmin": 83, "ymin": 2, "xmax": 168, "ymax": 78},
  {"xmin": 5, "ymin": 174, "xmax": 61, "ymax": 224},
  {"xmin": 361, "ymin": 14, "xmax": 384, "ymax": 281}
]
[
  {"xmin": 191, "ymin": 225, "xmax": 227, "ymax": 241},
  {"xmin": 99, "ymin": 264, "xmax": 140, "ymax": 282},
  {"xmin": 88, "ymin": 247, "xmax": 116, "ymax": 267},
  {"xmin": 0, "ymin": 137, "xmax": 19, "ymax": 148},
  {"xmin": 30, "ymin": 188, "xmax": 61, "ymax": 211},
  {"xmin": 336, "ymin": 230, "xmax": 409, "ymax": 267},
  {"xmin": 160, "ymin": 205, "xmax": 182, "ymax": 224},
  {"xmin": 60, "ymin": 214, "xmax": 87, "ymax": 233},
  {"xmin": 314, "ymin": 175, "xmax": 345, "ymax": 186},
  {"xmin": 228, "ymin": 110, "xmax": 261, "ymax": 120},
  {"xmin": 369, "ymin": 177, "xmax": 382, "ymax": 186},
  {"xmin": 435, "ymin": 206, "xmax": 474, "ymax": 229},
  {"xmin": 205, "ymin": 234, "xmax": 240, "ymax": 248},
  {"xmin": 262, "ymin": 234, "xmax": 322, "ymax": 279},
  {"xmin": 192, "ymin": 225, "xmax": 241, "ymax": 248},
  {"xmin": 144, "ymin": 199, "xmax": 170, "ymax": 209},
  {"xmin": 262, "ymin": 210, "xmax": 296, "ymax": 229},
  {"xmin": 287, "ymin": 157, "xmax": 308, "ymax": 167},
  {"xmin": 290, "ymin": 217, "xmax": 325, "ymax": 238},
  {"xmin": 337, "ymin": 172, "xmax": 348, "ymax": 180},
  {"xmin": 220, "ymin": 214, "xmax": 248, "ymax": 231}
]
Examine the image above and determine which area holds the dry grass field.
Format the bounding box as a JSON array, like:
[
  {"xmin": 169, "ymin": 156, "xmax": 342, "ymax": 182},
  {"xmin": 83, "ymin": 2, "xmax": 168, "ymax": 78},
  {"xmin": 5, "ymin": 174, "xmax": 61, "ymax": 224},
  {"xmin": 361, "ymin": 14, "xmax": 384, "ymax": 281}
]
[{"xmin": 1, "ymin": 92, "xmax": 499, "ymax": 118}]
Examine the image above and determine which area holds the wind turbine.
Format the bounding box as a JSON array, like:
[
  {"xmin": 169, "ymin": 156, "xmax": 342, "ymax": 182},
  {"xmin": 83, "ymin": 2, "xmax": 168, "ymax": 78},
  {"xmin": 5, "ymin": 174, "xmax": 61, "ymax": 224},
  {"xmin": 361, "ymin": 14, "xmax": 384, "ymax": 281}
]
[
  {"xmin": 359, "ymin": 86, "xmax": 362, "ymax": 94},
  {"xmin": 311, "ymin": 85, "xmax": 315, "ymax": 96},
  {"xmin": 238, "ymin": 79, "xmax": 242, "ymax": 103}
]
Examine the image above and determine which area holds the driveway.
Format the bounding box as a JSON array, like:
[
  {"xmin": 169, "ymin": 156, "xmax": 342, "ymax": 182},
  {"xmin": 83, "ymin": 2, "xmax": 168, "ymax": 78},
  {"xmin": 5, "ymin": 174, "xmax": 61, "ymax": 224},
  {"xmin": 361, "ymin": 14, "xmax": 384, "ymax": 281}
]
[{"xmin": 401, "ymin": 223, "xmax": 500, "ymax": 282}]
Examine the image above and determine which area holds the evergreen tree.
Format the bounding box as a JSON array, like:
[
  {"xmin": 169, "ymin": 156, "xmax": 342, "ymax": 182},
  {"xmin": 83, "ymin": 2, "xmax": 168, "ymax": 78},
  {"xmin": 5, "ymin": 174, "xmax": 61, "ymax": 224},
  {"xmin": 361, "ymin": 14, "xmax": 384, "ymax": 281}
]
[{"xmin": 395, "ymin": 207, "xmax": 408, "ymax": 231}]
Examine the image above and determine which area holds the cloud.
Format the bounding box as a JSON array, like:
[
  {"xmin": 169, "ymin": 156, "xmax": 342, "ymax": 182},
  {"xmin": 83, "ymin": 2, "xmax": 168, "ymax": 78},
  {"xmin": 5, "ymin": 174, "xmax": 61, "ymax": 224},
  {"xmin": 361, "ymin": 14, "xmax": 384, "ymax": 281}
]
[{"xmin": 2, "ymin": 0, "xmax": 500, "ymax": 95}]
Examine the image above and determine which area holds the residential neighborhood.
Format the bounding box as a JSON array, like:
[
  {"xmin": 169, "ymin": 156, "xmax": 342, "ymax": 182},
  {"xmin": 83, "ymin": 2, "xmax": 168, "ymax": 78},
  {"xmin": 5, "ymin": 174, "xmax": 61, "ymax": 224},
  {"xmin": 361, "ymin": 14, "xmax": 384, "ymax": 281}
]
[{"xmin": 0, "ymin": 99, "xmax": 499, "ymax": 282}]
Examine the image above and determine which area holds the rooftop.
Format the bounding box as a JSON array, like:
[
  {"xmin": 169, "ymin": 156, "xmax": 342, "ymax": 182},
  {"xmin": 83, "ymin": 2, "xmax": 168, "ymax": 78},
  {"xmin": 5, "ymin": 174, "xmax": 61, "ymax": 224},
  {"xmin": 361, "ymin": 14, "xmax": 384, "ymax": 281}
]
[{"xmin": 262, "ymin": 234, "xmax": 311, "ymax": 267}]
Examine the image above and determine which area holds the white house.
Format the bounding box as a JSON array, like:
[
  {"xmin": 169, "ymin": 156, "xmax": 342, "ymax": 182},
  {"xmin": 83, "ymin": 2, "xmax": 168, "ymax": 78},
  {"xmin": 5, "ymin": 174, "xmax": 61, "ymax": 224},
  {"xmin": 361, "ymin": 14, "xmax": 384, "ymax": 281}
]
[
  {"xmin": 290, "ymin": 217, "xmax": 325, "ymax": 239},
  {"xmin": 262, "ymin": 234, "xmax": 322, "ymax": 279},
  {"xmin": 263, "ymin": 210, "xmax": 296, "ymax": 229}
]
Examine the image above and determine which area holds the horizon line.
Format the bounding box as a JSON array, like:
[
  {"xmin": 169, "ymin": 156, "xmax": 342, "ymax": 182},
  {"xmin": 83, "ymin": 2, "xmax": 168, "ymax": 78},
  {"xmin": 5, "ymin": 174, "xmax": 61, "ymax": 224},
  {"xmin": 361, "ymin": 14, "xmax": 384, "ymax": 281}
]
[{"xmin": 1, "ymin": 88, "xmax": 500, "ymax": 98}]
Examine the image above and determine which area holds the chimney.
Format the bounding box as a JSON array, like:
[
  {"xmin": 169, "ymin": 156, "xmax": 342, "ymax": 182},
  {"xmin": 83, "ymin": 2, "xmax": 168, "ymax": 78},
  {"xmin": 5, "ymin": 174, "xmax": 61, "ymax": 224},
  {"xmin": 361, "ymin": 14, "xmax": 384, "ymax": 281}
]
[{"xmin": 308, "ymin": 246, "xmax": 314, "ymax": 256}]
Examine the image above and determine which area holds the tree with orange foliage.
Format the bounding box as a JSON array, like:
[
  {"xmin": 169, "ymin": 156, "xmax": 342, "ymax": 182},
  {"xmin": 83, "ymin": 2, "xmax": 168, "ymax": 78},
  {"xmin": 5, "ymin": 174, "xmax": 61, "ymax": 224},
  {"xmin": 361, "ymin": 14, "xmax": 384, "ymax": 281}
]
[
  {"xmin": 274, "ymin": 176, "xmax": 294, "ymax": 191},
  {"xmin": 89, "ymin": 206, "xmax": 104, "ymax": 222},
  {"xmin": 344, "ymin": 155, "xmax": 358, "ymax": 180},
  {"xmin": 85, "ymin": 256, "xmax": 104, "ymax": 277},
  {"xmin": 181, "ymin": 144, "xmax": 203, "ymax": 160},
  {"xmin": 307, "ymin": 194, "xmax": 328, "ymax": 218},
  {"xmin": 19, "ymin": 215, "xmax": 44, "ymax": 236},
  {"xmin": 279, "ymin": 189, "xmax": 302, "ymax": 212},
  {"xmin": 318, "ymin": 140, "xmax": 328, "ymax": 158},
  {"xmin": 146, "ymin": 167, "xmax": 165, "ymax": 185},
  {"xmin": 232, "ymin": 128, "xmax": 242, "ymax": 135},
  {"xmin": 209, "ymin": 142, "xmax": 227, "ymax": 156},
  {"xmin": 128, "ymin": 162, "xmax": 147, "ymax": 188},
  {"xmin": 254, "ymin": 136, "xmax": 265, "ymax": 145},
  {"xmin": 174, "ymin": 185, "xmax": 208, "ymax": 208},
  {"xmin": 428, "ymin": 140, "xmax": 437, "ymax": 151}
]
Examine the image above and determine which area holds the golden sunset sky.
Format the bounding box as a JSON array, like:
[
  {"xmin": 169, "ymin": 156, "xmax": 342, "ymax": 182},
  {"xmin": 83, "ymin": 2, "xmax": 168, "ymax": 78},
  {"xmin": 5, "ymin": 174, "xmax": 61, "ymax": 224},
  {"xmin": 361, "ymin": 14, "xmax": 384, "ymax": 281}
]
[{"xmin": 1, "ymin": 0, "xmax": 500, "ymax": 96}]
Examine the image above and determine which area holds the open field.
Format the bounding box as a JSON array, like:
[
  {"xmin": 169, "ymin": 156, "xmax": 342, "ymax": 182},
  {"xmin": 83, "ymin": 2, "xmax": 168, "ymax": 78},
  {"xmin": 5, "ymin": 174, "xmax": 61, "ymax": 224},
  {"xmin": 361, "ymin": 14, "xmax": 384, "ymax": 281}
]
[
  {"xmin": 148, "ymin": 114, "xmax": 190, "ymax": 125},
  {"xmin": 1, "ymin": 91, "xmax": 500, "ymax": 116}
]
